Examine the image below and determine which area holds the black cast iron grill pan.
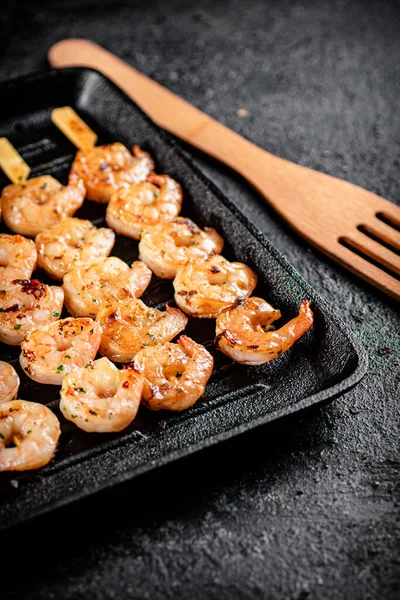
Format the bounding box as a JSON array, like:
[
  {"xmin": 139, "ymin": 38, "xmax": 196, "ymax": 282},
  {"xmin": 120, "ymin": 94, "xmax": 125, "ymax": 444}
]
[{"xmin": 0, "ymin": 68, "xmax": 368, "ymax": 530}]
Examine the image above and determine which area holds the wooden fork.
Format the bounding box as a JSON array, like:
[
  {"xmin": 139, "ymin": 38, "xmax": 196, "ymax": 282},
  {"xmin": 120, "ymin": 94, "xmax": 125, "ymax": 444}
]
[{"xmin": 48, "ymin": 39, "xmax": 400, "ymax": 301}]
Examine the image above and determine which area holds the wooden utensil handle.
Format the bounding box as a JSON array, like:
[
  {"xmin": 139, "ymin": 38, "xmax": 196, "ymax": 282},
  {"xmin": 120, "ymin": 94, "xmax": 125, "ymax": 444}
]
[
  {"xmin": 48, "ymin": 39, "xmax": 282, "ymax": 191},
  {"xmin": 48, "ymin": 39, "xmax": 400, "ymax": 302}
]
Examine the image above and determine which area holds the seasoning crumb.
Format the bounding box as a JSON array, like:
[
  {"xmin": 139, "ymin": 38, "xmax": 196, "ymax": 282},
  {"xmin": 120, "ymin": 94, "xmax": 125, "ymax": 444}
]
[
  {"xmin": 377, "ymin": 347, "xmax": 394, "ymax": 356},
  {"xmin": 236, "ymin": 108, "xmax": 248, "ymax": 117}
]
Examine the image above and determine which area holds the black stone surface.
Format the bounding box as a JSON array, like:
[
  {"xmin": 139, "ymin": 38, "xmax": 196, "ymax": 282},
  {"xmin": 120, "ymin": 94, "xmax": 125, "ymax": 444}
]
[{"xmin": 0, "ymin": 0, "xmax": 399, "ymax": 598}]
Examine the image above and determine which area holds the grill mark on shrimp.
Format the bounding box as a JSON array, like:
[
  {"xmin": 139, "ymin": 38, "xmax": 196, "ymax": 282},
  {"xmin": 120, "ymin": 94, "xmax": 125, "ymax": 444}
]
[
  {"xmin": 177, "ymin": 290, "xmax": 198, "ymax": 297},
  {"xmin": 4, "ymin": 303, "xmax": 22, "ymax": 313},
  {"xmin": 122, "ymin": 362, "xmax": 141, "ymax": 373},
  {"xmin": 106, "ymin": 311, "xmax": 119, "ymax": 321},
  {"xmin": 0, "ymin": 405, "xmax": 22, "ymax": 417},
  {"xmin": 12, "ymin": 279, "xmax": 46, "ymax": 300},
  {"xmin": 177, "ymin": 218, "xmax": 199, "ymax": 235}
]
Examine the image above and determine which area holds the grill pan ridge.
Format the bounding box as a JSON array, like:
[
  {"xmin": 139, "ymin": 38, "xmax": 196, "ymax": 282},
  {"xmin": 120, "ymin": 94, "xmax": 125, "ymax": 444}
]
[{"xmin": 0, "ymin": 68, "xmax": 367, "ymax": 529}]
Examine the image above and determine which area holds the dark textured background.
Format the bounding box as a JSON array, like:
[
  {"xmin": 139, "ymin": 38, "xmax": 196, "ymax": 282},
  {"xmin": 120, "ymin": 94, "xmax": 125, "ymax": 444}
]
[{"xmin": 1, "ymin": 0, "xmax": 399, "ymax": 598}]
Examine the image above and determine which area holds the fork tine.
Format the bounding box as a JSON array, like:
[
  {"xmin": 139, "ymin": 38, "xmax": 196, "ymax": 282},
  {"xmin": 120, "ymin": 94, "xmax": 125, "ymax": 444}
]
[
  {"xmin": 362, "ymin": 219, "xmax": 400, "ymax": 252},
  {"xmin": 335, "ymin": 243, "xmax": 400, "ymax": 301},
  {"xmin": 343, "ymin": 231, "xmax": 400, "ymax": 276}
]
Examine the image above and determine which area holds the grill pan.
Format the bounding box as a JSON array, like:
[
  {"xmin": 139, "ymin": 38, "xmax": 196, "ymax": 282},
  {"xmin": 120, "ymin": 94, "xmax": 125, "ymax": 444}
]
[{"xmin": 0, "ymin": 68, "xmax": 368, "ymax": 529}]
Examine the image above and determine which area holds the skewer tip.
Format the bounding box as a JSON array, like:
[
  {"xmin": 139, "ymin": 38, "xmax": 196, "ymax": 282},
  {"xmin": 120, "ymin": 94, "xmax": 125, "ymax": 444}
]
[{"xmin": 51, "ymin": 106, "xmax": 97, "ymax": 151}]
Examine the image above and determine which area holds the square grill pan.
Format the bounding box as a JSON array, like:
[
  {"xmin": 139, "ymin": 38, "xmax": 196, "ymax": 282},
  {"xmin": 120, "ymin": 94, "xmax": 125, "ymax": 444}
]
[{"xmin": 0, "ymin": 69, "xmax": 368, "ymax": 530}]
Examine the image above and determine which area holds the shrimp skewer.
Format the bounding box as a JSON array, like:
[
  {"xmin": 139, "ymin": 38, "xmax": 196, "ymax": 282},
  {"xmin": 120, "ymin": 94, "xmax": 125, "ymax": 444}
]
[
  {"xmin": 215, "ymin": 298, "xmax": 314, "ymax": 365},
  {"xmin": 106, "ymin": 173, "xmax": 183, "ymax": 240},
  {"xmin": 20, "ymin": 317, "xmax": 102, "ymax": 385},
  {"xmin": 0, "ymin": 400, "xmax": 61, "ymax": 471},
  {"xmin": 63, "ymin": 257, "xmax": 152, "ymax": 318},
  {"xmin": 1, "ymin": 174, "xmax": 85, "ymax": 237},
  {"xmin": 35, "ymin": 217, "xmax": 115, "ymax": 280},
  {"xmin": 0, "ymin": 279, "xmax": 64, "ymax": 345},
  {"xmin": 0, "ymin": 234, "xmax": 37, "ymax": 285},
  {"xmin": 134, "ymin": 335, "xmax": 213, "ymax": 411},
  {"xmin": 0, "ymin": 362, "xmax": 19, "ymax": 403},
  {"xmin": 174, "ymin": 254, "xmax": 257, "ymax": 318},
  {"xmin": 70, "ymin": 143, "xmax": 155, "ymax": 203},
  {"xmin": 139, "ymin": 217, "xmax": 224, "ymax": 279},
  {"xmin": 60, "ymin": 358, "xmax": 144, "ymax": 433},
  {"xmin": 96, "ymin": 299, "xmax": 188, "ymax": 363}
]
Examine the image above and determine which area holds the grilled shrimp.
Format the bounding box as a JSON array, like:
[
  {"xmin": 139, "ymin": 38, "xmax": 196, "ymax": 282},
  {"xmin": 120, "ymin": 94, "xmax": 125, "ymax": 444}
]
[
  {"xmin": 139, "ymin": 217, "xmax": 224, "ymax": 279},
  {"xmin": 215, "ymin": 298, "xmax": 314, "ymax": 365},
  {"xmin": 134, "ymin": 336, "xmax": 213, "ymax": 411},
  {"xmin": 0, "ymin": 234, "xmax": 37, "ymax": 285},
  {"xmin": 63, "ymin": 257, "xmax": 152, "ymax": 318},
  {"xmin": 1, "ymin": 174, "xmax": 85, "ymax": 237},
  {"xmin": 70, "ymin": 143, "xmax": 155, "ymax": 203},
  {"xmin": 96, "ymin": 298, "xmax": 188, "ymax": 362},
  {"xmin": 0, "ymin": 361, "xmax": 19, "ymax": 403},
  {"xmin": 0, "ymin": 279, "xmax": 64, "ymax": 345},
  {"xmin": 20, "ymin": 317, "xmax": 102, "ymax": 385},
  {"xmin": 106, "ymin": 173, "xmax": 183, "ymax": 240},
  {"xmin": 60, "ymin": 358, "xmax": 144, "ymax": 432},
  {"xmin": 0, "ymin": 400, "xmax": 60, "ymax": 471},
  {"xmin": 35, "ymin": 217, "xmax": 115, "ymax": 280},
  {"xmin": 174, "ymin": 254, "xmax": 257, "ymax": 318}
]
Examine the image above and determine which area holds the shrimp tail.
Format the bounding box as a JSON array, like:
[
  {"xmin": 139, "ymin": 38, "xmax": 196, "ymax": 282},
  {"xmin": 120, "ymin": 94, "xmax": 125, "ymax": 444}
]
[
  {"xmin": 166, "ymin": 305, "xmax": 189, "ymax": 329},
  {"xmin": 132, "ymin": 145, "xmax": 151, "ymax": 160},
  {"xmin": 271, "ymin": 300, "xmax": 313, "ymax": 353},
  {"xmin": 298, "ymin": 300, "xmax": 314, "ymax": 328},
  {"xmin": 146, "ymin": 173, "xmax": 165, "ymax": 186},
  {"xmin": 177, "ymin": 335, "xmax": 198, "ymax": 357}
]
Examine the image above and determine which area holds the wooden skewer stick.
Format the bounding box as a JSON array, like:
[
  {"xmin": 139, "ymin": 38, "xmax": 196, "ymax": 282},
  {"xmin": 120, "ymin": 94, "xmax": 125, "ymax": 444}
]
[
  {"xmin": 0, "ymin": 138, "xmax": 31, "ymax": 183},
  {"xmin": 51, "ymin": 106, "xmax": 97, "ymax": 150}
]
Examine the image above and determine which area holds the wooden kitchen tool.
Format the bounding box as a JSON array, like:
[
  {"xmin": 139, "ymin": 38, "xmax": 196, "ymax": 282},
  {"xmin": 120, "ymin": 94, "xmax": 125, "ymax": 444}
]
[{"xmin": 48, "ymin": 39, "xmax": 400, "ymax": 300}]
